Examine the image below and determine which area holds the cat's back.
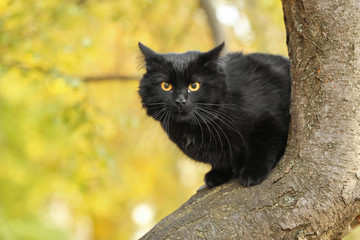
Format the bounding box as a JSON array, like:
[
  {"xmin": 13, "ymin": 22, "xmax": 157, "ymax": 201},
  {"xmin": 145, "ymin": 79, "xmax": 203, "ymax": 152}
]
[
  {"xmin": 222, "ymin": 51, "xmax": 291, "ymax": 120},
  {"xmin": 223, "ymin": 52, "xmax": 289, "ymax": 84}
]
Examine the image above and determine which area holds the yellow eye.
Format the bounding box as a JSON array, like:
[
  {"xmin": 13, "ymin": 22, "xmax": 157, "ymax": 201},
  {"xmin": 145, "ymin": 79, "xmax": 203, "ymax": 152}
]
[
  {"xmin": 189, "ymin": 82, "xmax": 200, "ymax": 92},
  {"xmin": 161, "ymin": 82, "xmax": 172, "ymax": 91}
]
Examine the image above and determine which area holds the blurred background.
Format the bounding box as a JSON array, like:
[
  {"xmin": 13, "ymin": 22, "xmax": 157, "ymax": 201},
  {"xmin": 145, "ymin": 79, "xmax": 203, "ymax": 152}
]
[{"xmin": 0, "ymin": 0, "xmax": 359, "ymax": 239}]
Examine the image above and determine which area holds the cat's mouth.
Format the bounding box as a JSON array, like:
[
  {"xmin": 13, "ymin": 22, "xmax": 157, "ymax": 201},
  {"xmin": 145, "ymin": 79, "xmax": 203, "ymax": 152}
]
[{"xmin": 173, "ymin": 110, "xmax": 192, "ymax": 121}]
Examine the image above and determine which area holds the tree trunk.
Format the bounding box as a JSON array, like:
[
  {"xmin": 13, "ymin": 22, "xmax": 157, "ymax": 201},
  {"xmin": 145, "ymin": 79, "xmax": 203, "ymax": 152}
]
[
  {"xmin": 200, "ymin": 0, "xmax": 226, "ymax": 46},
  {"xmin": 140, "ymin": 0, "xmax": 360, "ymax": 239}
]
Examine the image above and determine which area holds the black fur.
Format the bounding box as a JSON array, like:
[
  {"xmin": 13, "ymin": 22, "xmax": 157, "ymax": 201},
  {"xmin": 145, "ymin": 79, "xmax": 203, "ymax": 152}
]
[{"xmin": 138, "ymin": 42, "xmax": 291, "ymax": 187}]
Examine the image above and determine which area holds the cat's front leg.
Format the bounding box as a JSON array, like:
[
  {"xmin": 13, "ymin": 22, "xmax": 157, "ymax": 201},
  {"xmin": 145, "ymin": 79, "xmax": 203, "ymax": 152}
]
[
  {"xmin": 237, "ymin": 120, "xmax": 286, "ymax": 187},
  {"xmin": 238, "ymin": 165, "xmax": 272, "ymax": 187},
  {"xmin": 205, "ymin": 167, "xmax": 233, "ymax": 188}
]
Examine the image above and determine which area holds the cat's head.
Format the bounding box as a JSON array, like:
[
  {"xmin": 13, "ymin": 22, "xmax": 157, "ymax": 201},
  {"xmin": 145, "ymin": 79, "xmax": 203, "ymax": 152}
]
[{"xmin": 138, "ymin": 42, "xmax": 227, "ymax": 123}]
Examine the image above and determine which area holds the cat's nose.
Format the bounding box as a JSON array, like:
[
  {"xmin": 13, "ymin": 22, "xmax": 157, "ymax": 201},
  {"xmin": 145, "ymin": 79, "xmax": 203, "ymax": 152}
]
[{"xmin": 175, "ymin": 95, "xmax": 186, "ymax": 108}]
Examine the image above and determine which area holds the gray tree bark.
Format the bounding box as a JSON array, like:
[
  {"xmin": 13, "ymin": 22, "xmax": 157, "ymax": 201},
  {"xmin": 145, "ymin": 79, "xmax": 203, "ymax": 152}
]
[{"xmin": 140, "ymin": 0, "xmax": 360, "ymax": 239}]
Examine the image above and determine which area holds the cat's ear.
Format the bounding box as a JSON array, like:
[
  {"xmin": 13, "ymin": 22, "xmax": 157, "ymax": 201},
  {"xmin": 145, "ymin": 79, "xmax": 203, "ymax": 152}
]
[
  {"xmin": 138, "ymin": 42, "xmax": 162, "ymax": 71},
  {"xmin": 138, "ymin": 42, "xmax": 158, "ymax": 58},
  {"xmin": 200, "ymin": 42, "xmax": 225, "ymax": 67}
]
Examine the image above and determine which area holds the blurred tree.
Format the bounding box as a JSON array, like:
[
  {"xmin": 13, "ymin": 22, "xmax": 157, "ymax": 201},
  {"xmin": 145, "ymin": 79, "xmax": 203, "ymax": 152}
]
[{"xmin": 200, "ymin": 0, "xmax": 225, "ymax": 45}]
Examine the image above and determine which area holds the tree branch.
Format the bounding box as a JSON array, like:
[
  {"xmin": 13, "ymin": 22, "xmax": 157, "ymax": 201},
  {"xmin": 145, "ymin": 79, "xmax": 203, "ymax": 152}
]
[
  {"xmin": 199, "ymin": 0, "xmax": 226, "ymax": 46},
  {"xmin": 0, "ymin": 59, "xmax": 139, "ymax": 82},
  {"xmin": 82, "ymin": 74, "xmax": 140, "ymax": 82}
]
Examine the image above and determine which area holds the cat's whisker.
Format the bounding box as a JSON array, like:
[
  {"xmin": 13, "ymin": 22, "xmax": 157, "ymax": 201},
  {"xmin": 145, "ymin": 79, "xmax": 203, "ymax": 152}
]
[
  {"xmin": 195, "ymin": 111, "xmax": 225, "ymax": 155},
  {"xmin": 203, "ymin": 111, "xmax": 233, "ymax": 156},
  {"xmin": 198, "ymin": 106, "xmax": 239, "ymax": 129},
  {"xmin": 197, "ymin": 107, "xmax": 246, "ymax": 145},
  {"xmin": 196, "ymin": 108, "xmax": 237, "ymax": 156},
  {"xmin": 197, "ymin": 113, "xmax": 214, "ymax": 150},
  {"xmin": 166, "ymin": 112, "xmax": 171, "ymax": 133},
  {"xmin": 160, "ymin": 111, "xmax": 168, "ymax": 133},
  {"xmin": 196, "ymin": 102, "xmax": 254, "ymax": 122},
  {"xmin": 152, "ymin": 108, "xmax": 167, "ymax": 120},
  {"xmin": 197, "ymin": 104, "xmax": 255, "ymax": 134},
  {"xmin": 146, "ymin": 103, "xmax": 167, "ymax": 106},
  {"xmin": 196, "ymin": 102, "xmax": 243, "ymax": 110},
  {"xmin": 198, "ymin": 103, "xmax": 249, "ymax": 120},
  {"xmin": 145, "ymin": 103, "xmax": 167, "ymax": 109},
  {"xmin": 191, "ymin": 112, "xmax": 205, "ymax": 150},
  {"xmin": 193, "ymin": 111, "xmax": 218, "ymax": 151}
]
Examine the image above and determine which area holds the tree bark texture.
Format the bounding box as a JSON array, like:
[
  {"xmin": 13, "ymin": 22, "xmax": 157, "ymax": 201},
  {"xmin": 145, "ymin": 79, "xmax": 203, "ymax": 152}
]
[{"xmin": 141, "ymin": 0, "xmax": 360, "ymax": 239}]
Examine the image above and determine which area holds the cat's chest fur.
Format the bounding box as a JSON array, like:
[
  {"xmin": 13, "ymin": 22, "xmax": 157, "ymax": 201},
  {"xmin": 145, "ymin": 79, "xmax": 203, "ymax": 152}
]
[{"xmin": 162, "ymin": 120, "xmax": 240, "ymax": 163}]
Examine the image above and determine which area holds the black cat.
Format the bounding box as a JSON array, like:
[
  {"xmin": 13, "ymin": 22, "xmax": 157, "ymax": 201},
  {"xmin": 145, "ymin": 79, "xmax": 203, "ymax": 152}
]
[{"xmin": 138, "ymin": 42, "xmax": 291, "ymax": 188}]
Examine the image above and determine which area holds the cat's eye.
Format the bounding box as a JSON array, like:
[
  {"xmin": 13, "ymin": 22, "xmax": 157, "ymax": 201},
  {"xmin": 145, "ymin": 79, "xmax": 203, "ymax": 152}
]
[
  {"xmin": 189, "ymin": 82, "xmax": 200, "ymax": 92},
  {"xmin": 161, "ymin": 81, "xmax": 173, "ymax": 91}
]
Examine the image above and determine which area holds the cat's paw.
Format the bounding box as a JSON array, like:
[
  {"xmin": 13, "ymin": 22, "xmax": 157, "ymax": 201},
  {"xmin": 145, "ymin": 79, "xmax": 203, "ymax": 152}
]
[
  {"xmin": 238, "ymin": 166, "xmax": 270, "ymax": 187},
  {"xmin": 205, "ymin": 169, "xmax": 232, "ymax": 188}
]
